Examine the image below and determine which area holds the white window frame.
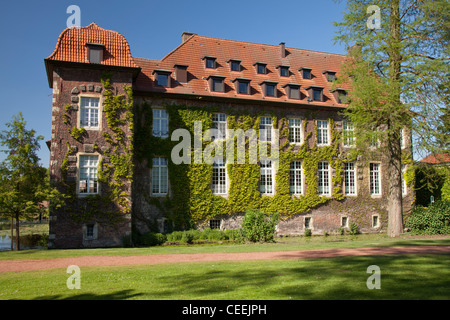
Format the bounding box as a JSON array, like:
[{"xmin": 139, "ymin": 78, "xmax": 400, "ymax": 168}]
[
  {"xmin": 343, "ymin": 121, "xmax": 355, "ymax": 147},
  {"xmin": 288, "ymin": 118, "xmax": 302, "ymax": 144},
  {"xmin": 259, "ymin": 116, "xmax": 272, "ymax": 142},
  {"xmin": 344, "ymin": 162, "xmax": 357, "ymax": 196},
  {"xmin": 212, "ymin": 113, "xmax": 227, "ymax": 141},
  {"xmin": 370, "ymin": 163, "xmax": 381, "ymax": 196},
  {"xmin": 289, "ymin": 160, "xmax": 303, "ymax": 195},
  {"xmin": 318, "ymin": 161, "xmax": 331, "ymax": 196},
  {"xmin": 260, "ymin": 160, "xmax": 274, "ymax": 195},
  {"xmin": 152, "ymin": 109, "xmax": 169, "ymax": 138},
  {"xmin": 80, "ymin": 97, "xmax": 100, "ymax": 130},
  {"xmin": 78, "ymin": 155, "xmax": 99, "ymax": 196},
  {"xmin": 152, "ymin": 157, "xmax": 169, "ymax": 195},
  {"xmin": 212, "ymin": 159, "xmax": 227, "ymax": 195},
  {"xmin": 372, "ymin": 215, "xmax": 380, "ymax": 228},
  {"xmin": 341, "ymin": 216, "xmax": 349, "ymax": 228},
  {"xmin": 317, "ymin": 120, "xmax": 329, "ymax": 146}
]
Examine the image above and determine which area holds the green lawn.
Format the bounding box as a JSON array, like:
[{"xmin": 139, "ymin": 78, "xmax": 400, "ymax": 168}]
[{"xmin": 0, "ymin": 253, "xmax": 449, "ymax": 300}]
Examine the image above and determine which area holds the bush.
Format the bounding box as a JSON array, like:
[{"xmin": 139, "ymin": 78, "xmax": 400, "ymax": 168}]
[
  {"xmin": 304, "ymin": 228, "xmax": 312, "ymax": 237},
  {"xmin": 406, "ymin": 200, "xmax": 450, "ymax": 235},
  {"xmin": 181, "ymin": 230, "xmax": 195, "ymax": 244},
  {"xmin": 242, "ymin": 210, "xmax": 279, "ymax": 242},
  {"xmin": 349, "ymin": 222, "xmax": 359, "ymax": 235},
  {"xmin": 140, "ymin": 232, "xmax": 166, "ymax": 246}
]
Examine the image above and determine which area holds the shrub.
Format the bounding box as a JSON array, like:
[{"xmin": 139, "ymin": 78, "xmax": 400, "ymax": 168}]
[
  {"xmin": 140, "ymin": 232, "xmax": 166, "ymax": 246},
  {"xmin": 406, "ymin": 200, "xmax": 450, "ymax": 234},
  {"xmin": 242, "ymin": 210, "xmax": 279, "ymax": 242},
  {"xmin": 349, "ymin": 222, "xmax": 359, "ymax": 235},
  {"xmin": 337, "ymin": 227, "xmax": 345, "ymax": 235},
  {"xmin": 304, "ymin": 228, "xmax": 312, "ymax": 237},
  {"xmin": 181, "ymin": 230, "xmax": 194, "ymax": 244}
]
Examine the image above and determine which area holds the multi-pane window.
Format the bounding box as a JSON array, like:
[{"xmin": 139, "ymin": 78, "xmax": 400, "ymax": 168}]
[
  {"xmin": 260, "ymin": 116, "xmax": 272, "ymax": 142},
  {"xmin": 265, "ymin": 84, "xmax": 276, "ymax": 97},
  {"xmin": 80, "ymin": 97, "xmax": 99, "ymax": 129},
  {"xmin": 302, "ymin": 68, "xmax": 311, "ymax": 79},
  {"xmin": 256, "ymin": 63, "xmax": 267, "ymax": 74},
  {"xmin": 155, "ymin": 72, "xmax": 169, "ymax": 87},
  {"xmin": 79, "ymin": 155, "xmax": 99, "ymax": 195},
  {"xmin": 370, "ymin": 163, "xmax": 381, "ymax": 195},
  {"xmin": 313, "ymin": 88, "xmax": 322, "ymax": 101},
  {"xmin": 152, "ymin": 158, "xmax": 168, "ymax": 195},
  {"xmin": 260, "ymin": 160, "xmax": 273, "ymax": 194},
  {"xmin": 317, "ymin": 120, "xmax": 329, "ymax": 145},
  {"xmin": 304, "ymin": 217, "xmax": 312, "ymax": 229},
  {"xmin": 238, "ymin": 81, "xmax": 249, "ymax": 94},
  {"xmin": 343, "ymin": 121, "xmax": 355, "ymax": 147},
  {"xmin": 289, "ymin": 161, "xmax": 303, "ymax": 195},
  {"xmin": 401, "ymin": 164, "xmax": 407, "ymax": 195},
  {"xmin": 205, "ymin": 57, "xmax": 216, "ymax": 69},
  {"xmin": 280, "ymin": 66, "xmax": 289, "ymax": 77},
  {"xmin": 344, "ymin": 162, "xmax": 356, "ymax": 195},
  {"xmin": 212, "ymin": 160, "xmax": 227, "ymax": 194},
  {"xmin": 230, "ymin": 60, "xmax": 240, "ymax": 71},
  {"xmin": 210, "ymin": 219, "xmax": 221, "ymax": 229},
  {"xmin": 318, "ymin": 161, "xmax": 330, "ymax": 195},
  {"xmin": 288, "ymin": 118, "xmax": 302, "ymax": 144},
  {"xmin": 212, "ymin": 113, "xmax": 227, "ymax": 140},
  {"xmin": 153, "ymin": 109, "xmax": 169, "ymax": 138}
]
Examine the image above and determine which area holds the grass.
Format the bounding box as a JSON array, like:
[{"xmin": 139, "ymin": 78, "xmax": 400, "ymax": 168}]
[{"xmin": 0, "ymin": 253, "xmax": 449, "ymax": 300}]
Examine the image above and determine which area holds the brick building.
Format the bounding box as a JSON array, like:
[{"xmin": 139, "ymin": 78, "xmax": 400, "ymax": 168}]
[{"xmin": 45, "ymin": 23, "xmax": 413, "ymax": 248}]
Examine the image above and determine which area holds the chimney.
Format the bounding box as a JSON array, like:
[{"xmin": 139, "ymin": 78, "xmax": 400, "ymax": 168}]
[
  {"xmin": 280, "ymin": 42, "xmax": 286, "ymax": 58},
  {"xmin": 182, "ymin": 32, "xmax": 196, "ymax": 43}
]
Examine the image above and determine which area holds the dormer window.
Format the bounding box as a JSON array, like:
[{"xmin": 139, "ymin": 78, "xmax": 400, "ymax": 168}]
[
  {"xmin": 229, "ymin": 59, "xmax": 241, "ymax": 72},
  {"xmin": 331, "ymin": 88, "xmax": 348, "ymax": 104},
  {"xmin": 260, "ymin": 81, "xmax": 277, "ymax": 97},
  {"xmin": 207, "ymin": 75, "xmax": 225, "ymax": 92},
  {"xmin": 86, "ymin": 43, "xmax": 104, "ymax": 64},
  {"xmin": 283, "ymin": 83, "xmax": 301, "ymax": 100},
  {"xmin": 323, "ymin": 70, "xmax": 337, "ymax": 82},
  {"xmin": 203, "ymin": 56, "xmax": 217, "ymax": 69},
  {"xmin": 305, "ymin": 86, "xmax": 324, "ymax": 102},
  {"xmin": 232, "ymin": 78, "xmax": 251, "ymax": 94},
  {"xmin": 278, "ymin": 65, "xmax": 290, "ymax": 77},
  {"xmin": 299, "ymin": 67, "xmax": 312, "ymax": 80},
  {"xmin": 153, "ymin": 69, "xmax": 172, "ymax": 87},
  {"xmin": 174, "ymin": 64, "xmax": 188, "ymax": 83},
  {"xmin": 255, "ymin": 62, "xmax": 267, "ymax": 75}
]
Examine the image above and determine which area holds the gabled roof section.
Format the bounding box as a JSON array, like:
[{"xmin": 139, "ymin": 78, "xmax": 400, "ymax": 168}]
[
  {"xmin": 420, "ymin": 153, "xmax": 450, "ymax": 165},
  {"xmin": 46, "ymin": 22, "xmax": 138, "ymax": 68},
  {"xmin": 133, "ymin": 34, "xmax": 351, "ymax": 107}
]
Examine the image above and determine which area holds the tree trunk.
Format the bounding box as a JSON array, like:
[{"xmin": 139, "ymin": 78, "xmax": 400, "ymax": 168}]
[
  {"xmin": 10, "ymin": 216, "xmax": 14, "ymax": 251},
  {"xmin": 15, "ymin": 212, "xmax": 20, "ymax": 251},
  {"xmin": 387, "ymin": 0, "xmax": 403, "ymax": 237}
]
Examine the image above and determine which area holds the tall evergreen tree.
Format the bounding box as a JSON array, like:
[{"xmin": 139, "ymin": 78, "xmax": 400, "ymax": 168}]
[{"xmin": 334, "ymin": 0, "xmax": 449, "ymax": 236}]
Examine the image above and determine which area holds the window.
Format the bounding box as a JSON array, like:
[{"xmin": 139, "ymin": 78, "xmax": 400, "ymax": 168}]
[
  {"xmin": 260, "ymin": 160, "xmax": 273, "ymax": 194},
  {"xmin": 341, "ymin": 217, "xmax": 348, "ymax": 228},
  {"xmin": 284, "ymin": 84, "xmax": 301, "ymax": 100},
  {"xmin": 317, "ymin": 120, "xmax": 329, "ymax": 145},
  {"xmin": 300, "ymin": 68, "xmax": 312, "ymax": 79},
  {"xmin": 259, "ymin": 116, "xmax": 272, "ymax": 142},
  {"xmin": 152, "ymin": 158, "xmax": 168, "ymax": 195},
  {"xmin": 205, "ymin": 57, "xmax": 216, "ymax": 69},
  {"xmin": 239, "ymin": 81, "xmax": 249, "ymax": 94},
  {"xmin": 156, "ymin": 73, "xmax": 169, "ymax": 87},
  {"xmin": 344, "ymin": 162, "xmax": 356, "ymax": 195},
  {"xmin": 153, "ymin": 109, "xmax": 169, "ymax": 138},
  {"xmin": 210, "ymin": 219, "xmax": 221, "ymax": 229},
  {"xmin": 266, "ymin": 84, "xmax": 276, "ymax": 97},
  {"xmin": 318, "ymin": 161, "xmax": 330, "ymax": 196},
  {"xmin": 323, "ymin": 70, "xmax": 336, "ymax": 82},
  {"xmin": 304, "ymin": 217, "xmax": 311, "ymax": 229},
  {"xmin": 212, "ymin": 160, "xmax": 227, "ymax": 194},
  {"xmin": 256, "ymin": 63, "xmax": 267, "ymax": 74},
  {"xmin": 372, "ymin": 215, "xmax": 379, "ymax": 228},
  {"xmin": 306, "ymin": 86, "xmax": 324, "ymax": 102},
  {"xmin": 337, "ymin": 90, "xmax": 347, "ymax": 103},
  {"xmin": 233, "ymin": 78, "xmax": 250, "ymax": 94},
  {"xmin": 401, "ymin": 164, "xmax": 407, "ymax": 195},
  {"xmin": 86, "ymin": 224, "xmax": 95, "ymax": 238},
  {"xmin": 174, "ymin": 65, "xmax": 188, "ymax": 83},
  {"xmin": 208, "ymin": 76, "xmax": 225, "ymax": 92},
  {"xmin": 288, "ymin": 118, "xmax": 302, "ymax": 144},
  {"xmin": 370, "ymin": 163, "xmax": 381, "ymax": 195},
  {"xmin": 86, "ymin": 43, "xmax": 104, "ymax": 64},
  {"xmin": 212, "ymin": 113, "xmax": 227, "ymax": 140},
  {"xmin": 230, "ymin": 60, "xmax": 241, "ymax": 72},
  {"xmin": 80, "ymin": 97, "xmax": 99, "ymax": 129},
  {"xmin": 279, "ymin": 66, "xmax": 289, "ymax": 77},
  {"xmin": 343, "ymin": 121, "xmax": 355, "ymax": 147},
  {"xmin": 79, "ymin": 155, "xmax": 99, "ymax": 195},
  {"xmin": 290, "ymin": 161, "xmax": 303, "ymax": 195},
  {"xmin": 313, "ymin": 89, "xmax": 322, "ymax": 101}
]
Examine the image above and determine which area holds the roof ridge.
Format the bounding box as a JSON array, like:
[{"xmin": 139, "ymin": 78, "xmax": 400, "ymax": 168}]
[{"xmin": 160, "ymin": 32, "xmax": 197, "ymax": 62}]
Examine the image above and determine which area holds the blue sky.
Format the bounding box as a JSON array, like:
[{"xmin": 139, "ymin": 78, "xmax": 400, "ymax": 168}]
[{"xmin": 0, "ymin": 0, "xmax": 349, "ymax": 167}]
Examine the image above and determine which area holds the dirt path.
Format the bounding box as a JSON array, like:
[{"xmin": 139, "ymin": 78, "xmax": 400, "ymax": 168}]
[{"xmin": 1, "ymin": 245, "xmax": 449, "ymax": 273}]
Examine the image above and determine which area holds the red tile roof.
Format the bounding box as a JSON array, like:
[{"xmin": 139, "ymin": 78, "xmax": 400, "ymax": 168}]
[
  {"xmin": 46, "ymin": 23, "xmax": 138, "ymax": 68},
  {"xmin": 420, "ymin": 153, "xmax": 450, "ymax": 164},
  {"xmin": 133, "ymin": 34, "xmax": 351, "ymax": 107}
]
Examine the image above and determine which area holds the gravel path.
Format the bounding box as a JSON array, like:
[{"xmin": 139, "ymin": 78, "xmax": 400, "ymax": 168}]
[{"xmin": 1, "ymin": 245, "xmax": 449, "ymax": 273}]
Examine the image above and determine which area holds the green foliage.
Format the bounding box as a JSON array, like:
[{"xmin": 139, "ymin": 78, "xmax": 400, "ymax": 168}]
[
  {"xmin": 406, "ymin": 200, "xmax": 450, "ymax": 235},
  {"xmin": 304, "ymin": 228, "xmax": 312, "ymax": 237},
  {"xmin": 69, "ymin": 127, "xmax": 86, "ymax": 141},
  {"xmin": 241, "ymin": 210, "xmax": 279, "ymax": 243},
  {"xmin": 349, "ymin": 222, "xmax": 360, "ymax": 235},
  {"xmin": 139, "ymin": 232, "xmax": 167, "ymax": 246}
]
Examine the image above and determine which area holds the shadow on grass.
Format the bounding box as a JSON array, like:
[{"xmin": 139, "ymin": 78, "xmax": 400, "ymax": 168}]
[{"xmin": 33, "ymin": 289, "xmax": 143, "ymax": 300}]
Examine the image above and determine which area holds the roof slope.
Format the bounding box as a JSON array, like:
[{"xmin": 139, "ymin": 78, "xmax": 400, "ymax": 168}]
[
  {"xmin": 134, "ymin": 34, "xmax": 350, "ymax": 107},
  {"xmin": 46, "ymin": 23, "xmax": 138, "ymax": 68},
  {"xmin": 420, "ymin": 153, "xmax": 450, "ymax": 164}
]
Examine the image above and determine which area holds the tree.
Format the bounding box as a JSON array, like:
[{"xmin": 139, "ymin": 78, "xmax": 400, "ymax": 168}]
[
  {"xmin": 0, "ymin": 113, "xmax": 64, "ymax": 250},
  {"xmin": 334, "ymin": 0, "xmax": 449, "ymax": 236}
]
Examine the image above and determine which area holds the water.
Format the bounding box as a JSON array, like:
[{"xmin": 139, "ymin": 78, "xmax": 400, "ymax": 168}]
[{"xmin": 0, "ymin": 235, "xmax": 14, "ymax": 251}]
